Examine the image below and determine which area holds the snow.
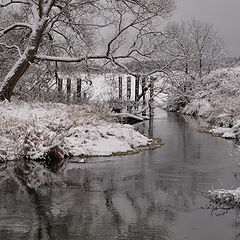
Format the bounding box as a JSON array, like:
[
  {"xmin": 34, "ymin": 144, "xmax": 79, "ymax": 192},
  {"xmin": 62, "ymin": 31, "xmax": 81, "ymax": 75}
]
[
  {"xmin": 207, "ymin": 118, "xmax": 240, "ymax": 140},
  {"xmin": 205, "ymin": 188, "xmax": 240, "ymax": 208},
  {"xmin": 0, "ymin": 100, "xmax": 151, "ymax": 161},
  {"xmin": 209, "ymin": 127, "xmax": 237, "ymax": 139},
  {"xmin": 182, "ymin": 99, "xmax": 213, "ymax": 118},
  {"xmin": 110, "ymin": 112, "xmax": 144, "ymax": 122}
]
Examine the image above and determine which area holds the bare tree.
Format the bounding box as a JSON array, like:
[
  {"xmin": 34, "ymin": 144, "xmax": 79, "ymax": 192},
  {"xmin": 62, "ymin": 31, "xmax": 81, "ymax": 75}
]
[
  {"xmin": 189, "ymin": 19, "xmax": 226, "ymax": 78},
  {"xmin": 0, "ymin": 0, "xmax": 175, "ymax": 101},
  {"xmin": 162, "ymin": 19, "xmax": 226, "ymax": 78}
]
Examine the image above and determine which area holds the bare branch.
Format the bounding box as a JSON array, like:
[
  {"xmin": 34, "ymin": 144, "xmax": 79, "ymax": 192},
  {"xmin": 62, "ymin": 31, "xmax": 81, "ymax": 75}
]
[
  {"xmin": 0, "ymin": 0, "xmax": 29, "ymax": 7},
  {"xmin": 0, "ymin": 23, "xmax": 32, "ymax": 37},
  {"xmin": 0, "ymin": 0, "xmax": 177, "ymax": 101},
  {"xmin": 0, "ymin": 43, "xmax": 21, "ymax": 56},
  {"xmin": 106, "ymin": 18, "xmax": 137, "ymax": 56},
  {"xmin": 35, "ymin": 54, "xmax": 109, "ymax": 62}
]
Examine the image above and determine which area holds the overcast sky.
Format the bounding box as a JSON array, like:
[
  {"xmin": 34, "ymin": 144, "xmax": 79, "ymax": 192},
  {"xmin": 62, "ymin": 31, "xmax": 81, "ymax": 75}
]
[{"xmin": 172, "ymin": 0, "xmax": 240, "ymax": 57}]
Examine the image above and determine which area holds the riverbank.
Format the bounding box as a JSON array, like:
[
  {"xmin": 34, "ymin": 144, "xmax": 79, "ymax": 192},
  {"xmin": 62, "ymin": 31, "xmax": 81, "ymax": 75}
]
[
  {"xmin": 163, "ymin": 67, "xmax": 240, "ymax": 207},
  {"xmin": 165, "ymin": 67, "xmax": 240, "ymax": 140},
  {"xmin": 0, "ymin": 100, "xmax": 152, "ymax": 162}
]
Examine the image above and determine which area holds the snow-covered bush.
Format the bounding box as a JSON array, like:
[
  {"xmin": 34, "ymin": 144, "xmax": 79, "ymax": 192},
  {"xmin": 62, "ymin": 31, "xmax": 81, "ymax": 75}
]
[
  {"xmin": 181, "ymin": 99, "xmax": 212, "ymax": 117},
  {"xmin": 164, "ymin": 72, "xmax": 197, "ymax": 111},
  {"xmin": 165, "ymin": 67, "xmax": 240, "ymax": 139}
]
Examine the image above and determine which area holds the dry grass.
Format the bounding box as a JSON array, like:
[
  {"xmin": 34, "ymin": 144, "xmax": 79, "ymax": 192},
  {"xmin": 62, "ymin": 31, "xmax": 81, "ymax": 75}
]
[{"xmin": 0, "ymin": 101, "xmax": 117, "ymax": 160}]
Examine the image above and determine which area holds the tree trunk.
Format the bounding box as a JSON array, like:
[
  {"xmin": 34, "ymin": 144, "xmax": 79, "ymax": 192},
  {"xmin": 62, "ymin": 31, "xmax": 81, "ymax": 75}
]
[
  {"xmin": 118, "ymin": 76, "xmax": 123, "ymax": 100},
  {"xmin": 142, "ymin": 76, "xmax": 146, "ymax": 117},
  {"xmin": 0, "ymin": 51, "xmax": 34, "ymax": 101},
  {"xmin": 127, "ymin": 76, "xmax": 132, "ymax": 113},
  {"xmin": 0, "ymin": 19, "xmax": 47, "ymax": 101}
]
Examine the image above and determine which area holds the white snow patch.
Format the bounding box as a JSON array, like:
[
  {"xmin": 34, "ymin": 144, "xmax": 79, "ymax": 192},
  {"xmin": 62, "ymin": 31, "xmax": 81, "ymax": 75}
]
[
  {"xmin": 210, "ymin": 120, "xmax": 240, "ymax": 139},
  {"xmin": 205, "ymin": 188, "xmax": 240, "ymax": 207}
]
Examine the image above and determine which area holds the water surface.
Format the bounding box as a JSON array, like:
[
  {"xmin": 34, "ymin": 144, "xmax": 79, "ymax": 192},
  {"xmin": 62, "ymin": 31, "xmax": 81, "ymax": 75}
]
[{"xmin": 1, "ymin": 109, "xmax": 240, "ymax": 240}]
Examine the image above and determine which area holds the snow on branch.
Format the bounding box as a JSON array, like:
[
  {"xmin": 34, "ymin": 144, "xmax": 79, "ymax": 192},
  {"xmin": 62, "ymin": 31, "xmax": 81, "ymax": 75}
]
[
  {"xmin": 35, "ymin": 54, "xmax": 136, "ymax": 63},
  {"xmin": 0, "ymin": 43, "xmax": 21, "ymax": 56},
  {"xmin": 110, "ymin": 56, "xmax": 138, "ymax": 77},
  {"xmin": 0, "ymin": 23, "xmax": 32, "ymax": 37},
  {"xmin": 35, "ymin": 54, "xmax": 139, "ymax": 76},
  {"xmin": 35, "ymin": 55, "xmax": 109, "ymax": 62},
  {"xmin": 0, "ymin": 0, "xmax": 29, "ymax": 7}
]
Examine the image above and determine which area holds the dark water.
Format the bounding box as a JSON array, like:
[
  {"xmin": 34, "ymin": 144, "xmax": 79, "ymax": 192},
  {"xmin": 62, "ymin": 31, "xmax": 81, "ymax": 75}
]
[{"xmin": 1, "ymin": 109, "xmax": 240, "ymax": 240}]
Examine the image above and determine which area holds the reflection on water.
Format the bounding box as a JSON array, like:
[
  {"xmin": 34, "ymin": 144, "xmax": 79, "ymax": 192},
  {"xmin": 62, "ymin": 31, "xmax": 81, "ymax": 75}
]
[{"xmin": 1, "ymin": 109, "xmax": 240, "ymax": 240}]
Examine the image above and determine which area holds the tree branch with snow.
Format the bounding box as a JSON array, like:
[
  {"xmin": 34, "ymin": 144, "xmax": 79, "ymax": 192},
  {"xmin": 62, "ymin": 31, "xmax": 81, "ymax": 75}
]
[{"xmin": 0, "ymin": 0, "xmax": 176, "ymax": 101}]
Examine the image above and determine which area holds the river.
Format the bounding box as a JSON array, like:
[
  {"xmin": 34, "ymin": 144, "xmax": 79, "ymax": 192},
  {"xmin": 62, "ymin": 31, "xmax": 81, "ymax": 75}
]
[{"xmin": 0, "ymin": 109, "xmax": 240, "ymax": 240}]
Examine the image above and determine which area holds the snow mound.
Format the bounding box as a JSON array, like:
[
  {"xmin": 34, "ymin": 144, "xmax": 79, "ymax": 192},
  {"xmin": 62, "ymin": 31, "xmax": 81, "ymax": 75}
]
[
  {"xmin": 0, "ymin": 100, "xmax": 150, "ymax": 161},
  {"xmin": 210, "ymin": 120, "xmax": 240, "ymax": 139}
]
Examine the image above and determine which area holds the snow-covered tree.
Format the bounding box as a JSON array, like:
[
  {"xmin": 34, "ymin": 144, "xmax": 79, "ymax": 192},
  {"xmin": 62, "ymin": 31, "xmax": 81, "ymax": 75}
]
[
  {"xmin": 163, "ymin": 19, "xmax": 226, "ymax": 78},
  {"xmin": 0, "ymin": 0, "xmax": 175, "ymax": 101}
]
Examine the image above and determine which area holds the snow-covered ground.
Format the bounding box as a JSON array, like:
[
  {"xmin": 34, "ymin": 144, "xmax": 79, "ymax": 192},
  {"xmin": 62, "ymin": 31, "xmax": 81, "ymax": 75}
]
[{"xmin": 0, "ymin": 100, "xmax": 151, "ymax": 161}]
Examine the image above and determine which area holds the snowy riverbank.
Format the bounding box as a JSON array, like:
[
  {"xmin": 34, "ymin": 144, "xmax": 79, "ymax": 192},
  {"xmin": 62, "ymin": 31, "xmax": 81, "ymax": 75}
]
[
  {"xmin": 0, "ymin": 100, "xmax": 151, "ymax": 161},
  {"xmin": 172, "ymin": 67, "xmax": 240, "ymax": 205},
  {"xmin": 176, "ymin": 68, "xmax": 240, "ymax": 139}
]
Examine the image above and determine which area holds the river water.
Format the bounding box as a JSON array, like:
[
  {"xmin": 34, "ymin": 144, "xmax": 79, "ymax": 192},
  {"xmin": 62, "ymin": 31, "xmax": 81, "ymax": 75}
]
[{"xmin": 1, "ymin": 109, "xmax": 240, "ymax": 240}]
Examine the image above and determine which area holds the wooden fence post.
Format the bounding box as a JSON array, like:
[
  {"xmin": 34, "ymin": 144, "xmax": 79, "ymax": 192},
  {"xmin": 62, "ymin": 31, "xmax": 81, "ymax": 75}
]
[
  {"xmin": 77, "ymin": 78, "xmax": 82, "ymax": 102},
  {"xmin": 148, "ymin": 118, "xmax": 154, "ymax": 138},
  {"xmin": 67, "ymin": 78, "xmax": 71, "ymax": 103},
  {"xmin": 127, "ymin": 76, "xmax": 132, "ymax": 113},
  {"xmin": 142, "ymin": 75, "xmax": 146, "ymax": 116},
  {"xmin": 149, "ymin": 76, "xmax": 155, "ymax": 118},
  {"xmin": 57, "ymin": 78, "xmax": 63, "ymax": 101},
  {"xmin": 135, "ymin": 75, "xmax": 140, "ymax": 110},
  {"xmin": 119, "ymin": 76, "xmax": 123, "ymax": 100}
]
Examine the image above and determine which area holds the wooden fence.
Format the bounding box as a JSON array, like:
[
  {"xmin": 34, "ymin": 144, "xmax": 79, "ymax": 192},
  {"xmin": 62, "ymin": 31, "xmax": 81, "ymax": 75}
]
[{"xmin": 57, "ymin": 75, "xmax": 156, "ymax": 118}]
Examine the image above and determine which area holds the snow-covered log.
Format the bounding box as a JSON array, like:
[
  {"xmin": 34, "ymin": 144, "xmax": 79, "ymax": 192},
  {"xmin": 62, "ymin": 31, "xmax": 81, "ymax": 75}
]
[{"xmin": 111, "ymin": 112, "xmax": 144, "ymax": 124}]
